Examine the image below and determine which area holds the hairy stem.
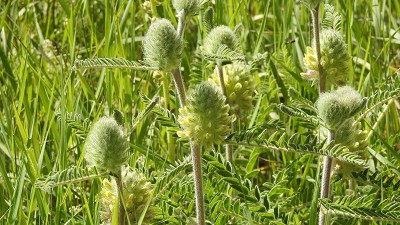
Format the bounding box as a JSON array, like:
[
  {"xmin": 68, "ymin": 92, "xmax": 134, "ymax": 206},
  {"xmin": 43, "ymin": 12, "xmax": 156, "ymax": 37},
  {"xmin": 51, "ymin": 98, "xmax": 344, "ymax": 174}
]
[
  {"xmin": 311, "ymin": 3, "xmax": 333, "ymax": 224},
  {"xmin": 171, "ymin": 15, "xmax": 187, "ymax": 108},
  {"xmin": 319, "ymin": 130, "xmax": 336, "ymax": 225},
  {"xmin": 175, "ymin": 12, "xmax": 205, "ymax": 225},
  {"xmin": 116, "ymin": 169, "xmax": 125, "ymax": 225},
  {"xmin": 191, "ymin": 141, "xmax": 205, "ymax": 225},
  {"xmin": 311, "ymin": 3, "xmax": 325, "ymax": 93},
  {"xmin": 177, "ymin": 11, "xmax": 186, "ymax": 39},
  {"xmin": 172, "ymin": 68, "xmax": 187, "ymax": 107}
]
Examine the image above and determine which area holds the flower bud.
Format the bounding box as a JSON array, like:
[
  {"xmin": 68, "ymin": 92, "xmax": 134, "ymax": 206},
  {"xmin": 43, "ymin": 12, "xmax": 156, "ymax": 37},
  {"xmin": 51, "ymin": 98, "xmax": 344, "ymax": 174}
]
[
  {"xmin": 335, "ymin": 118, "xmax": 356, "ymax": 146},
  {"xmin": 316, "ymin": 86, "xmax": 364, "ymax": 130},
  {"xmin": 100, "ymin": 167, "xmax": 153, "ymax": 224},
  {"xmin": 303, "ymin": 29, "xmax": 351, "ymax": 85},
  {"xmin": 202, "ymin": 25, "xmax": 240, "ymax": 55},
  {"xmin": 177, "ymin": 81, "xmax": 233, "ymax": 148},
  {"xmin": 143, "ymin": 19, "xmax": 182, "ymax": 71},
  {"xmin": 209, "ymin": 63, "xmax": 256, "ymax": 118},
  {"xmin": 172, "ymin": 0, "xmax": 200, "ymax": 20},
  {"xmin": 84, "ymin": 117, "xmax": 128, "ymax": 173}
]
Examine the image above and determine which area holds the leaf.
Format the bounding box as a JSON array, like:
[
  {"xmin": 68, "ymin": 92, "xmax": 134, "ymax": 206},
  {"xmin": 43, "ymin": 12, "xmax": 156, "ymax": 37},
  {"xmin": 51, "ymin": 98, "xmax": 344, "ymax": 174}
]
[
  {"xmin": 35, "ymin": 166, "xmax": 106, "ymax": 190},
  {"xmin": 202, "ymin": 45, "xmax": 245, "ymax": 63},
  {"xmin": 322, "ymin": 4, "xmax": 342, "ymax": 31},
  {"xmin": 320, "ymin": 197, "xmax": 400, "ymax": 222},
  {"xmin": 72, "ymin": 57, "xmax": 158, "ymax": 71}
]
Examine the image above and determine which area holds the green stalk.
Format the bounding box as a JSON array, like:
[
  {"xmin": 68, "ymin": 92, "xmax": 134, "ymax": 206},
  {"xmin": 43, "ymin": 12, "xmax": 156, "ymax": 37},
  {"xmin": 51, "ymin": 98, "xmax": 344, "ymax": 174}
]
[
  {"xmin": 115, "ymin": 169, "xmax": 125, "ymax": 225},
  {"xmin": 216, "ymin": 62, "xmax": 233, "ymax": 163},
  {"xmin": 319, "ymin": 131, "xmax": 335, "ymax": 225},
  {"xmin": 172, "ymin": 12, "xmax": 206, "ymax": 225},
  {"xmin": 311, "ymin": 3, "xmax": 325, "ymax": 94},
  {"xmin": 310, "ymin": 3, "xmax": 335, "ymax": 225},
  {"xmin": 172, "ymin": 68, "xmax": 187, "ymax": 107},
  {"xmin": 190, "ymin": 141, "xmax": 205, "ymax": 225}
]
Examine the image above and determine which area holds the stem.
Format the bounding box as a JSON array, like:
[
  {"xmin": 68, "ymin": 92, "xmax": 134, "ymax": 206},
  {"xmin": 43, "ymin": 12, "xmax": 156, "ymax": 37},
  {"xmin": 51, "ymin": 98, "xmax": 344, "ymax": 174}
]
[
  {"xmin": 311, "ymin": 3, "xmax": 325, "ymax": 93},
  {"xmin": 171, "ymin": 15, "xmax": 187, "ymax": 108},
  {"xmin": 191, "ymin": 141, "xmax": 205, "ymax": 225},
  {"xmin": 171, "ymin": 68, "xmax": 186, "ymax": 107},
  {"xmin": 319, "ymin": 130, "xmax": 336, "ymax": 225},
  {"xmin": 177, "ymin": 11, "xmax": 186, "ymax": 39},
  {"xmin": 174, "ymin": 11, "xmax": 205, "ymax": 225},
  {"xmin": 116, "ymin": 170, "xmax": 125, "ymax": 225}
]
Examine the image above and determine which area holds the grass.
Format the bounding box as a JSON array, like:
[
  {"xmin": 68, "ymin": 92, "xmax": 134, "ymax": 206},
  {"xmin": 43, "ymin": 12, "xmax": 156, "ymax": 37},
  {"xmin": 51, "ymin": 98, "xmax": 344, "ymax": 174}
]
[{"xmin": 0, "ymin": 0, "xmax": 399, "ymax": 224}]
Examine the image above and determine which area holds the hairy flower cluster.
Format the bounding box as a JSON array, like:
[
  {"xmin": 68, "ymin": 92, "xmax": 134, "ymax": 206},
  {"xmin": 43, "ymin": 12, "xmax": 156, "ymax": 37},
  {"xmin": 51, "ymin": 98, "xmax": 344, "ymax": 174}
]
[
  {"xmin": 84, "ymin": 117, "xmax": 128, "ymax": 173},
  {"xmin": 143, "ymin": 19, "xmax": 182, "ymax": 71},
  {"xmin": 303, "ymin": 29, "xmax": 351, "ymax": 85},
  {"xmin": 202, "ymin": 25, "xmax": 240, "ymax": 55},
  {"xmin": 316, "ymin": 86, "xmax": 365, "ymax": 130},
  {"xmin": 172, "ymin": 0, "xmax": 200, "ymax": 20},
  {"xmin": 210, "ymin": 63, "xmax": 256, "ymax": 118},
  {"xmin": 100, "ymin": 167, "xmax": 153, "ymax": 225},
  {"xmin": 177, "ymin": 81, "xmax": 233, "ymax": 148}
]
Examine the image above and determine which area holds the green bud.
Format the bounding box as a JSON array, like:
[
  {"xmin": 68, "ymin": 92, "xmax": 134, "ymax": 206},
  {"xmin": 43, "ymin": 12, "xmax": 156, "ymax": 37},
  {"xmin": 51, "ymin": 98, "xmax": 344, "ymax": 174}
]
[
  {"xmin": 172, "ymin": 0, "xmax": 200, "ymax": 20},
  {"xmin": 177, "ymin": 81, "xmax": 233, "ymax": 148},
  {"xmin": 335, "ymin": 118, "xmax": 357, "ymax": 146},
  {"xmin": 84, "ymin": 117, "xmax": 129, "ymax": 173},
  {"xmin": 143, "ymin": 19, "xmax": 183, "ymax": 71},
  {"xmin": 303, "ymin": 29, "xmax": 351, "ymax": 85},
  {"xmin": 316, "ymin": 86, "xmax": 364, "ymax": 130},
  {"xmin": 202, "ymin": 25, "xmax": 240, "ymax": 55},
  {"xmin": 100, "ymin": 167, "xmax": 153, "ymax": 224},
  {"xmin": 210, "ymin": 63, "xmax": 256, "ymax": 118}
]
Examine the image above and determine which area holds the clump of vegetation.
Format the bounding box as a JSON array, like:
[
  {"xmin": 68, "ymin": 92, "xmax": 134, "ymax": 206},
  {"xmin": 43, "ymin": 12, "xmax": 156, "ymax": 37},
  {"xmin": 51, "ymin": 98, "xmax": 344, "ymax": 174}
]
[{"xmin": 2, "ymin": 1, "xmax": 400, "ymax": 225}]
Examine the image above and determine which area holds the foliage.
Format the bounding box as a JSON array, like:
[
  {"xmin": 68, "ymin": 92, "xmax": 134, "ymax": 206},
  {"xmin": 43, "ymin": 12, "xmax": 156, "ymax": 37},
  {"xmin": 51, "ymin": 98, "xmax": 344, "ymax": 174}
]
[{"xmin": 1, "ymin": 0, "xmax": 399, "ymax": 225}]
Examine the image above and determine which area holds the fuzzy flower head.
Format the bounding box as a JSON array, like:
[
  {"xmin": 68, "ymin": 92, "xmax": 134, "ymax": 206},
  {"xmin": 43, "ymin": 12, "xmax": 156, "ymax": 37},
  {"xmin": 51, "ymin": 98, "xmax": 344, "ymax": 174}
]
[
  {"xmin": 210, "ymin": 62, "xmax": 256, "ymax": 118},
  {"xmin": 172, "ymin": 0, "xmax": 200, "ymax": 20},
  {"xmin": 100, "ymin": 167, "xmax": 153, "ymax": 225},
  {"xmin": 316, "ymin": 86, "xmax": 365, "ymax": 130},
  {"xmin": 177, "ymin": 81, "xmax": 233, "ymax": 148},
  {"xmin": 303, "ymin": 29, "xmax": 351, "ymax": 85},
  {"xmin": 202, "ymin": 25, "xmax": 240, "ymax": 55},
  {"xmin": 84, "ymin": 117, "xmax": 128, "ymax": 173},
  {"xmin": 143, "ymin": 19, "xmax": 183, "ymax": 71}
]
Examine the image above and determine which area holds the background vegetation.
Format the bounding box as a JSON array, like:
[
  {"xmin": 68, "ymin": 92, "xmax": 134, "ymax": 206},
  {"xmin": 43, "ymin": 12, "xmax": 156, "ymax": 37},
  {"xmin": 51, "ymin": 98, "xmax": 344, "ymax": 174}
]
[{"xmin": 0, "ymin": 0, "xmax": 399, "ymax": 224}]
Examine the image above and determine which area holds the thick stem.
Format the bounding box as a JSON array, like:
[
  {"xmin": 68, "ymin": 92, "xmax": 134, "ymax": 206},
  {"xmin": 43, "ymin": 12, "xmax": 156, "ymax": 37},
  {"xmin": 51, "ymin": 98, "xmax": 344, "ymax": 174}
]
[
  {"xmin": 174, "ymin": 12, "xmax": 205, "ymax": 225},
  {"xmin": 177, "ymin": 11, "xmax": 186, "ymax": 39},
  {"xmin": 311, "ymin": 3, "xmax": 325, "ymax": 93},
  {"xmin": 116, "ymin": 170, "xmax": 125, "ymax": 225},
  {"xmin": 319, "ymin": 130, "xmax": 336, "ymax": 225},
  {"xmin": 191, "ymin": 141, "xmax": 205, "ymax": 225},
  {"xmin": 171, "ymin": 68, "xmax": 187, "ymax": 107}
]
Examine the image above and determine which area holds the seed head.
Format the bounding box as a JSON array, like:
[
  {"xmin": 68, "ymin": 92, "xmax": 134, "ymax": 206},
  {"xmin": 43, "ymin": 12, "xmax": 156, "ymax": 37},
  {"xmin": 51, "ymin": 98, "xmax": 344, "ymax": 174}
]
[
  {"xmin": 177, "ymin": 81, "xmax": 233, "ymax": 148},
  {"xmin": 316, "ymin": 86, "xmax": 364, "ymax": 130},
  {"xmin": 303, "ymin": 29, "xmax": 351, "ymax": 85},
  {"xmin": 172, "ymin": 0, "xmax": 200, "ymax": 20},
  {"xmin": 84, "ymin": 117, "xmax": 129, "ymax": 173},
  {"xmin": 210, "ymin": 63, "xmax": 256, "ymax": 118},
  {"xmin": 202, "ymin": 25, "xmax": 240, "ymax": 55},
  {"xmin": 100, "ymin": 167, "xmax": 153, "ymax": 224},
  {"xmin": 143, "ymin": 19, "xmax": 182, "ymax": 71}
]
